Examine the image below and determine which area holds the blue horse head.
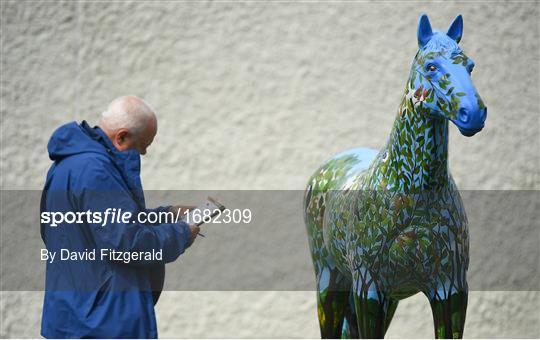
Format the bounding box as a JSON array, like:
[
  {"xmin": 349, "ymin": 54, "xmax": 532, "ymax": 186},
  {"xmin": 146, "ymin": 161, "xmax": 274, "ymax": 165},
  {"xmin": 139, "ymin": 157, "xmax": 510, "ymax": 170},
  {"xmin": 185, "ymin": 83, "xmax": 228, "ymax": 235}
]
[{"xmin": 411, "ymin": 14, "xmax": 487, "ymax": 136}]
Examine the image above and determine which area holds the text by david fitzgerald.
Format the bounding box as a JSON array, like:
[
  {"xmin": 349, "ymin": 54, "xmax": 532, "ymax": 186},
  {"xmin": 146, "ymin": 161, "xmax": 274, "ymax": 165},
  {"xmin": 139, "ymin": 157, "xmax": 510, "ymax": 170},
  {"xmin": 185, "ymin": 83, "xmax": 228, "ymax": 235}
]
[{"xmin": 41, "ymin": 248, "xmax": 162, "ymax": 264}]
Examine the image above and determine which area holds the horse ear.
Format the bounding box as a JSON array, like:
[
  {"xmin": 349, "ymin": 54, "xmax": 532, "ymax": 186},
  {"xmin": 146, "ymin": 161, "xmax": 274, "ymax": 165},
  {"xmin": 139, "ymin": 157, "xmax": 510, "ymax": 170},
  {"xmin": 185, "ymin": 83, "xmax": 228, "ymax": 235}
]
[
  {"xmin": 417, "ymin": 14, "xmax": 433, "ymax": 48},
  {"xmin": 447, "ymin": 14, "xmax": 463, "ymax": 43}
]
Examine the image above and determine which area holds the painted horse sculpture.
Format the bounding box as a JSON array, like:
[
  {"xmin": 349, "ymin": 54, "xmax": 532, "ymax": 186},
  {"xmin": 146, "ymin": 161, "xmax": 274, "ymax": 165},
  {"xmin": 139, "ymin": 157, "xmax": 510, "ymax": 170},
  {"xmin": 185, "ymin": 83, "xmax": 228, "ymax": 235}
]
[{"xmin": 304, "ymin": 14, "xmax": 486, "ymax": 339}]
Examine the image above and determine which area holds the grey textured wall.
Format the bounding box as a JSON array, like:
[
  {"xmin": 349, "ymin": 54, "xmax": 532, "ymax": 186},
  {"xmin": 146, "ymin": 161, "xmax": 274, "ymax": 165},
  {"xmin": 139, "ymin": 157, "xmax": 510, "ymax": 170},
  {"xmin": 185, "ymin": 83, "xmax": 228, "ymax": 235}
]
[{"xmin": 1, "ymin": 1, "xmax": 538, "ymax": 338}]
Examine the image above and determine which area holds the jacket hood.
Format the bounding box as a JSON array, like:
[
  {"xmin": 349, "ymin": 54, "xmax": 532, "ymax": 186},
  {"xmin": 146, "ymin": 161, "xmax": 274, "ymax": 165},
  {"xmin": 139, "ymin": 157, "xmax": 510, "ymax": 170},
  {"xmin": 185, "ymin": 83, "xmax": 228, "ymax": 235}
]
[{"xmin": 47, "ymin": 121, "xmax": 109, "ymax": 161}]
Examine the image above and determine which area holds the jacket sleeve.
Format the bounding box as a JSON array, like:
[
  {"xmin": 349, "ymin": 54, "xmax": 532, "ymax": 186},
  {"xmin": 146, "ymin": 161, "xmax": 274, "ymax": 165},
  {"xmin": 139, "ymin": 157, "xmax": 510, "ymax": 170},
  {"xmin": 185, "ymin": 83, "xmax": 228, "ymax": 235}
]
[{"xmin": 74, "ymin": 162, "xmax": 192, "ymax": 265}]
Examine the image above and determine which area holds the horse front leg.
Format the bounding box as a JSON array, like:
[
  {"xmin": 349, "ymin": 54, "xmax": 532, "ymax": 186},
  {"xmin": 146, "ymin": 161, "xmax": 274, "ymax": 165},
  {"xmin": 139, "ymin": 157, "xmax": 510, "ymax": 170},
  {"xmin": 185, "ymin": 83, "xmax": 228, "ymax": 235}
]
[{"xmin": 425, "ymin": 287, "xmax": 468, "ymax": 339}]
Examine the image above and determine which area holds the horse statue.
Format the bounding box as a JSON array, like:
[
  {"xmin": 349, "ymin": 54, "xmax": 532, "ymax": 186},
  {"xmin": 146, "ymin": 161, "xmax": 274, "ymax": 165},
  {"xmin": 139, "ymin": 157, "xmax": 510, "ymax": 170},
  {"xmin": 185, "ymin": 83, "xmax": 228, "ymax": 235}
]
[{"xmin": 304, "ymin": 14, "xmax": 487, "ymax": 339}]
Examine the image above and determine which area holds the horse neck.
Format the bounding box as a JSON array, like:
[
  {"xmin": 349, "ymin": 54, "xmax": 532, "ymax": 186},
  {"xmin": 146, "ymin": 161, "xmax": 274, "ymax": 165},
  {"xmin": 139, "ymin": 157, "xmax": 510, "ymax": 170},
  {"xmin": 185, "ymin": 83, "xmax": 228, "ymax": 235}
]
[{"xmin": 384, "ymin": 92, "xmax": 449, "ymax": 191}]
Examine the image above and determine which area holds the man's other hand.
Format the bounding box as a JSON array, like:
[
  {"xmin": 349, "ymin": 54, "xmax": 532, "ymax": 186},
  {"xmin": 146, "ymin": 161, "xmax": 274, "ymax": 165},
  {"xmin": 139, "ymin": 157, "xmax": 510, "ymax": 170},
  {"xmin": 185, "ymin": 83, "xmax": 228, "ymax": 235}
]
[{"xmin": 188, "ymin": 224, "xmax": 200, "ymax": 244}]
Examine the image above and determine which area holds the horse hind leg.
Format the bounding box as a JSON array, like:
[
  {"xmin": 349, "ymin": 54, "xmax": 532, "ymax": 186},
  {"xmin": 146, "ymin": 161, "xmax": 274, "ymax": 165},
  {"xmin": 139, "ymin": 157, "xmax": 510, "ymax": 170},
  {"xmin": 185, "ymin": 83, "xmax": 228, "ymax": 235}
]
[
  {"xmin": 352, "ymin": 290, "xmax": 400, "ymax": 338},
  {"xmin": 340, "ymin": 292, "xmax": 358, "ymax": 338},
  {"xmin": 350, "ymin": 272, "xmax": 400, "ymax": 339},
  {"xmin": 383, "ymin": 297, "xmax": 399, "ymax": 337},
  {"xmin": 425, "ymin": 287, "xmax": 468, "ymax": 339},
  {"xmin": 315, "ymin": 266, "xmax": 352, "ymax": 338},
  {"xmin": 340, "ymin": 289, "xmax": 398, "ymax": 338}
]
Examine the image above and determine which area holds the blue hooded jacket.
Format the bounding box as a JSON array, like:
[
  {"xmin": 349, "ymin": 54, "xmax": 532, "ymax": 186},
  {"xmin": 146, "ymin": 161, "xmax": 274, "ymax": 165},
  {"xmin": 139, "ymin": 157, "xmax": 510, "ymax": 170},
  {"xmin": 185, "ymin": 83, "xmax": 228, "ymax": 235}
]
[{"xmin": 40, "ymin": 121, "xmax": 192, "ymax": 338}]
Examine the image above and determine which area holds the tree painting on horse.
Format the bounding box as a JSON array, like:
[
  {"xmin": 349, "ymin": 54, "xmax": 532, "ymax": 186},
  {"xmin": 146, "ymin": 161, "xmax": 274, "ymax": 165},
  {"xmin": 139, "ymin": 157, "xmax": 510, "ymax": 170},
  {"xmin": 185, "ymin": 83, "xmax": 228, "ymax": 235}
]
[{"xmin": 304, "ymin": 14, "xmax": 487, "ymax": 339}]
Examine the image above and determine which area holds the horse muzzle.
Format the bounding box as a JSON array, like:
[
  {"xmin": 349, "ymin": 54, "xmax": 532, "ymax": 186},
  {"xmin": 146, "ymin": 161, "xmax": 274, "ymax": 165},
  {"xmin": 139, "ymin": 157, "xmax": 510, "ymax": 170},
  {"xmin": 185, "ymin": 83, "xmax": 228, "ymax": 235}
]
[{"xmin": 452, "ymin": 107, "xmax": 487, "ymax": 137}]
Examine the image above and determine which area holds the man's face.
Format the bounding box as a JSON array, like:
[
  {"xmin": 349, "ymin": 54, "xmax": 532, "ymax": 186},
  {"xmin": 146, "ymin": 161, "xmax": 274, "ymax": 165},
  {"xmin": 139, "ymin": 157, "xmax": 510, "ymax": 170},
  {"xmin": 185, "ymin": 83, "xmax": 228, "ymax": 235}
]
[{"xmin": 130, "ymin": 118, "xmax": 157, "ymax": 155}]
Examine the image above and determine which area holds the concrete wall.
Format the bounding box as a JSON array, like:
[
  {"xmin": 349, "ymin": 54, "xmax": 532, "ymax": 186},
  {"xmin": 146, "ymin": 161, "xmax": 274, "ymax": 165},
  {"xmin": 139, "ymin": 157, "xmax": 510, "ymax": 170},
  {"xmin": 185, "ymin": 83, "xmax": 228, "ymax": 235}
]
[{"xmin": 1, "ymin": 1, "xmax": 538, "ymax": 338}]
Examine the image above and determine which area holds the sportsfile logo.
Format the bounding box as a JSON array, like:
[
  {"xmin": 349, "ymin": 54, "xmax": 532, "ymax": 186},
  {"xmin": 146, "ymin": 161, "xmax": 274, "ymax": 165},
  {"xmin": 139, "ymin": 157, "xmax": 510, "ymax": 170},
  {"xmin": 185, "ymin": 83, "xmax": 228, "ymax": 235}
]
[
  {"xmin": 41, "ymin": 207, "xmax": 253, "ymax": 227},
  {"xmin": 41, "ymin": 208, "xmax": 180, "ymax": 227}
]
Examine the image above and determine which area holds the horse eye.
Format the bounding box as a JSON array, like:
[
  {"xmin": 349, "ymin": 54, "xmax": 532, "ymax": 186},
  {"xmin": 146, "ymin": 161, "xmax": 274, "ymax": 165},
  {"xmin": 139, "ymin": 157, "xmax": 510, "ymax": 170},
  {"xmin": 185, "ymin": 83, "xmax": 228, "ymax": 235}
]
[{"xmin": 427, "ymin": 64, "xmax": 437, "ymax": 72}]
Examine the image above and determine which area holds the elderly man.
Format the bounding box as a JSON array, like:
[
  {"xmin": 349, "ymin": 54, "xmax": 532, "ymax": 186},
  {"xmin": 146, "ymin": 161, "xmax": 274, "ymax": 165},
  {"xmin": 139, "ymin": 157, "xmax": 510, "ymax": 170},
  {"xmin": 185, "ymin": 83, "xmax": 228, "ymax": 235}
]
[{"xmin": 40, "ymin": 96, "xmax": 199, "ymax": 338}]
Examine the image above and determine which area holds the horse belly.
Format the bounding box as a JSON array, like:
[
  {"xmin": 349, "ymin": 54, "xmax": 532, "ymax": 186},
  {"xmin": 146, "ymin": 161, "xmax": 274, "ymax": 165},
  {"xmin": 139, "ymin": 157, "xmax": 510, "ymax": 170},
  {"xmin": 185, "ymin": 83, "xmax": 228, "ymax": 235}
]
[{"xmin": 323, "ymin": 213, "xmax": 468, "ymax": 296}]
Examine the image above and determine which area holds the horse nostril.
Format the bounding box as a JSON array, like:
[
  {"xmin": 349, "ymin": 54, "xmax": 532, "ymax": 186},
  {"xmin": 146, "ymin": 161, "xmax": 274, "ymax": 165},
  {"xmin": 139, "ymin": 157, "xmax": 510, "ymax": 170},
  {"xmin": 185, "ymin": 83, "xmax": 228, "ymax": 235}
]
[
  {"xmin": 481, "ymin": 108, "xmax": 487, "ymax": 122},
  {"xmin": 458, "ymin": 108, "xmax": 470, "ymax": 123}
]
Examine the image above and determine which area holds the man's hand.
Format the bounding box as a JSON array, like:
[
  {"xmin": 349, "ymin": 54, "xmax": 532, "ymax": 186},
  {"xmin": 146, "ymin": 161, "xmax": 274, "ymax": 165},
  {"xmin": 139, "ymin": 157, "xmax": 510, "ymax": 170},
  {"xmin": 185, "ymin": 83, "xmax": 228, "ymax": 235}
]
[
  {"xmin": 169, "ymin": 205, "xmax": 197, "ymax": 217},
  {"xmin": 188, "ymin": 224, "xmax": 200, "ymax": 245},
  {"xmin": 170, "ymin": 206, "xmax": 201, "ymax": 245}
]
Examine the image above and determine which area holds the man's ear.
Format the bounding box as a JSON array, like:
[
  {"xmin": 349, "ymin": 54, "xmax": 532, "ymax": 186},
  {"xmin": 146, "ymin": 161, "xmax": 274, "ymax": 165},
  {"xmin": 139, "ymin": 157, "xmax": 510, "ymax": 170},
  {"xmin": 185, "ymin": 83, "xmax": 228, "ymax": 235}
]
[
  {"xmin": 115, "ymin": 129, "xmax": 129, "ymax": 149},
  {"xmin": 116, "ymin": 129, "xmax": 128, "ymax": 145}
]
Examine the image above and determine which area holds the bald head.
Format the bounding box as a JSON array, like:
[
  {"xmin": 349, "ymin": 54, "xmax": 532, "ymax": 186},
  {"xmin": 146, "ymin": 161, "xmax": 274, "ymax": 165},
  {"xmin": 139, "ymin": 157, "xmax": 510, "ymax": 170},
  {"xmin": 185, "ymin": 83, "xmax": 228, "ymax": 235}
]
[{"xmin": 98, "ymin": 96, "xmax": 157, "ymax": 155}]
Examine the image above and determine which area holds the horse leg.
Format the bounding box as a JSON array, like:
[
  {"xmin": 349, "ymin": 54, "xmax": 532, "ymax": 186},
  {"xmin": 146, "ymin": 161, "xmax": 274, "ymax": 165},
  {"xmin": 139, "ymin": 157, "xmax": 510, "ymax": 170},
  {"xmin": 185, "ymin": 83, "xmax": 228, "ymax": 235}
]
[
  {"xmin": 340, "ymin": 292, "xmax": 359, "ymax": 338},
  {"xmin": 343, "ymin": 290, "xmax": 398, "ymax": 338},
  {"xmin": 351, "ymin": 277, "xmax": 396, "ymax": 339},
  {"xmin": 425, "ymin": 288, "xmax": 468, "ymax": 339},
  {"xmin": 316, "ymin": 266, "xmax": 351, "ymax": 338},
  {"xmin": 383, "ymin": 298, "xmax": 399, "ymax": 337}
]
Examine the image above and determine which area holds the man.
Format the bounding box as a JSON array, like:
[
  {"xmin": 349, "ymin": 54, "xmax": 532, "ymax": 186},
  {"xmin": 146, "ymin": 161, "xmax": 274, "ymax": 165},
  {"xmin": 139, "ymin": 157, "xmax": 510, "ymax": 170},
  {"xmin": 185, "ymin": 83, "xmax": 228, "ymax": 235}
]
[{"xmin": 40, "ymin": 95, "xmax": 199, "ymax": 338}]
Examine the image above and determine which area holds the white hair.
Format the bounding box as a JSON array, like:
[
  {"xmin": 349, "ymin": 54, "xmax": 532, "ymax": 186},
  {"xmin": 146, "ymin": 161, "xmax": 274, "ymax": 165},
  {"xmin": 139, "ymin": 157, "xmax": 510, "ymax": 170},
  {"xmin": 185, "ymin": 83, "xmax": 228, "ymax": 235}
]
[{"xmin": 99, "ymin": 95, "xmax": 156, "ymax": 136}]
